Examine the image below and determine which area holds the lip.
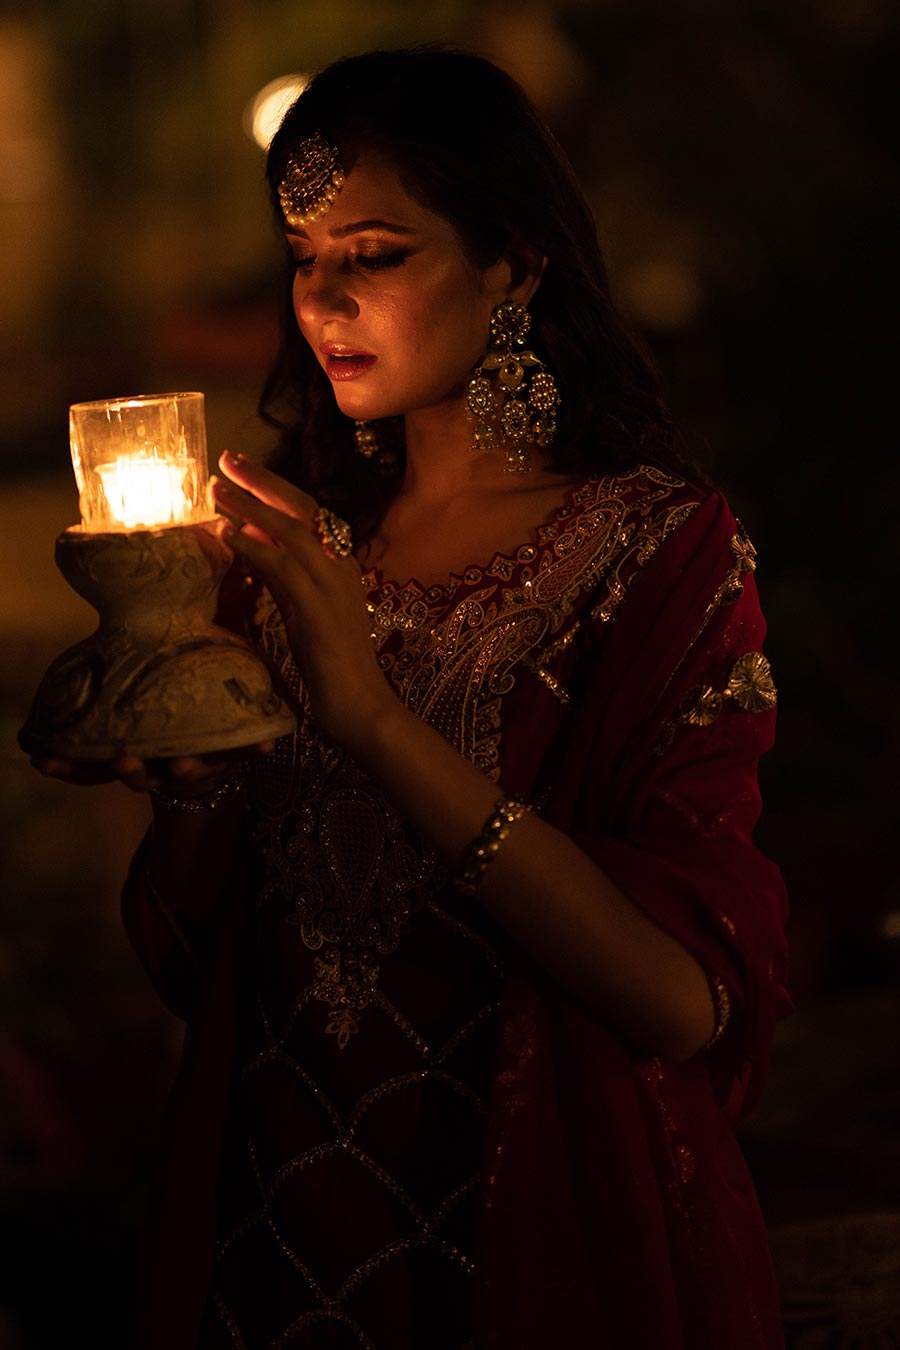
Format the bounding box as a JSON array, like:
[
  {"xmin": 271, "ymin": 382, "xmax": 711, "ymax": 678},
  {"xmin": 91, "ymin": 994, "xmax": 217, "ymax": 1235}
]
[
  {"xmin": 320, "ymin": 343, "xmax": 378, "ymax": 382},
  {"xmin": 319, "ymin": 342, "xmax": 375, "ymax": 357}
]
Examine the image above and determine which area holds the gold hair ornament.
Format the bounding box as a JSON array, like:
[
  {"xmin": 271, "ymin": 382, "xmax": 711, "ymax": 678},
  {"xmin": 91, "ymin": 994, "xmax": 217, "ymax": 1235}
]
[
  {"xmin": 278, "ymin": 131, "xmax": 346, "ymax": 228},
  {"xmin": 466, "ymin": 302, "xmax": 561, "ymax": 472}
]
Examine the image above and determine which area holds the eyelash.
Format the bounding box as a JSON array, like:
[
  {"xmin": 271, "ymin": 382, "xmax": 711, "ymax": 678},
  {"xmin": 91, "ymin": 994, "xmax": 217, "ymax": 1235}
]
[{"xmin": 292, "ymin": 251, "xmax": 409, "ymax": 276}]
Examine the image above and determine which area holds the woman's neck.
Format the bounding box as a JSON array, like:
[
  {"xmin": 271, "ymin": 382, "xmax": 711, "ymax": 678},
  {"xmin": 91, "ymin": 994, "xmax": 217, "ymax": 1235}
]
[{"xmin": 401, "ymin": 398, "xmax": 558, "ymax": 504}]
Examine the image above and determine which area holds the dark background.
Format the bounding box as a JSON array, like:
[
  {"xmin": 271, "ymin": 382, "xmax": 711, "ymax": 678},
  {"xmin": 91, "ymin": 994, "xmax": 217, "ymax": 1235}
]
[{"xmin": 1, "ymin": 2, "xmax": 898, "ymax": 1345}]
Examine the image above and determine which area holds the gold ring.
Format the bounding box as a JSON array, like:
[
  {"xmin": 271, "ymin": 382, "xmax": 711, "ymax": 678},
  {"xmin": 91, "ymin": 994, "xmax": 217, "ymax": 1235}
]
[{"xmin": 313, "ymin": 507, "xmax": 353, "ymax": 559}]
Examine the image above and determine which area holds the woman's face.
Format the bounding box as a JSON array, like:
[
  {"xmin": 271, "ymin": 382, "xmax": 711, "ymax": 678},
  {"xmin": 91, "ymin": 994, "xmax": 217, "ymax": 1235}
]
[{"xmin": 285, "ymin": 151, "xmax": 506, "ymax": 422}]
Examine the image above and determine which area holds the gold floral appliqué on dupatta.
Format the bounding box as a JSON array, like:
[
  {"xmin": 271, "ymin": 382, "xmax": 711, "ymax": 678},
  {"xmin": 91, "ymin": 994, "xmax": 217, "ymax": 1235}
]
[{"xmin": 673, "ymin": 651, "xmax": 777, "ymax": 730}]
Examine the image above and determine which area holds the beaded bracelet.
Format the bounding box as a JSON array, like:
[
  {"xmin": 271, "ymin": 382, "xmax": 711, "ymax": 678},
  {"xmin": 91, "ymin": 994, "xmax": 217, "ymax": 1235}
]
[
  {"xmin": 149, "ymin": 764, "xmax": 247, "ymax": 814},
  {"xmin": 705, "ymin": 975, "xmax": 732, "ymax": 1049},
  {"xmin": 454, "ymin": 796, "xmax": 529, "ymax": 896}
]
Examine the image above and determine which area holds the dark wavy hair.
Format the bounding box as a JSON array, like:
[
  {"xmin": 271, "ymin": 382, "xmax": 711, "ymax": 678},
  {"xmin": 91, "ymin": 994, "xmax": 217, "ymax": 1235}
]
[{"xmin": 260, "ymin": 46, "xmax": 684, "ymax": 543}]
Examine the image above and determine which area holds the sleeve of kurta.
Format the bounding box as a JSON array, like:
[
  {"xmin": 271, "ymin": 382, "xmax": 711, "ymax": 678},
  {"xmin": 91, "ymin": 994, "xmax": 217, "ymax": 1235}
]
[{"xmin": 555, "ymin": 488, "xmax": 790, "ymax": 1118}]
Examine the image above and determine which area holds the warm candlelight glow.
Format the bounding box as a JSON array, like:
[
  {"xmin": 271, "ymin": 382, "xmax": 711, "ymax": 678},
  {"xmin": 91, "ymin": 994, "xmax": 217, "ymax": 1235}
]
[
  {"xmin": 95, "ymin": 455, "xmax": 194, "ymax": 530},
  {"xmin": 69, "ymin": 391, "xmax": 211, "ymax": 533}
]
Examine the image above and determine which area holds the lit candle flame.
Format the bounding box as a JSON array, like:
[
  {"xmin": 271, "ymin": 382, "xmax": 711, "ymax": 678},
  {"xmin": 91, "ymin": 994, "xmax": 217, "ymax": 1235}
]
[{"xmin": 95, "ymin": 456, "xmax": 193, "ymax": 530}]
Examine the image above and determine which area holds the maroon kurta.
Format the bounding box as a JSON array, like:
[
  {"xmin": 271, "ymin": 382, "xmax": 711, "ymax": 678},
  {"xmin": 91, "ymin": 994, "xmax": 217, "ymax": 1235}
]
[{"xmin": 123, "ymin": 466, "xmax": 789, "ymax": 1348}]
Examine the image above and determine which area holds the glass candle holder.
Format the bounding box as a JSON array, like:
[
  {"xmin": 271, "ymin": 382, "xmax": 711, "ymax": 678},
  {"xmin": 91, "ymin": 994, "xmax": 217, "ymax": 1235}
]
[{"xmin": 70, "ymin": 391, "xmax": 213, "ymax": 533}]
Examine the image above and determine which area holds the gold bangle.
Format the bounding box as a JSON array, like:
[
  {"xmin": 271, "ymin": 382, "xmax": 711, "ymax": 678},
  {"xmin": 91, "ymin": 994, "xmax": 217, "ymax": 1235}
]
[
  {"xmin": 454, "ymin": 796, "xmax": 529, "ymax": 896},
  {"xmin": 149, "ymin": 765, "xmax": 247, "ymax": 814},
  {"xmin": 705, "ymin": 975, "xmax": 732, "ymax": 1049}
]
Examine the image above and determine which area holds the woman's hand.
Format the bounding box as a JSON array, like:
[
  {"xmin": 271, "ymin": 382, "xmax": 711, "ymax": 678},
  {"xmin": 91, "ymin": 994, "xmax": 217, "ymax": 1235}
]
[
  {"xmin": 211, "ymin": 451, "xmax": 395, "ymax": 752},
  {"xmin": 31, "ymin": 745, "xmax": 274, "ymax": 796}
]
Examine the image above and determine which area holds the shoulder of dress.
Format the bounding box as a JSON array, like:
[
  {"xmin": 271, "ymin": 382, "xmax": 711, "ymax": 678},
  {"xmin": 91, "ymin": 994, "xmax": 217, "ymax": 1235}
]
[
  {"xmin": 543, "ymin": 464, "xmax": 712, "ymax": 571},
  {"xmin": 563, "ymin": 464, "xmax": 710, "ymax": 526}
]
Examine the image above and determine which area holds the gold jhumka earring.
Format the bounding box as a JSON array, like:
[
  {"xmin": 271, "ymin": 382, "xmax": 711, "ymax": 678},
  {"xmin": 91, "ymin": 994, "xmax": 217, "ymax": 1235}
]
[
  {"xmin": 465, "ymin": 301, "xmax": 561, "ymax": 472},
  {"xmin": 353, "ymin": 419, "xmax": 403, "ymax": 476}
]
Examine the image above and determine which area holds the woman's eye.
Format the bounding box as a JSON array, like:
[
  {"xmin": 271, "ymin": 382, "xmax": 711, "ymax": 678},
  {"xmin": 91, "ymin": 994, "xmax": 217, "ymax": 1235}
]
[
  {"xmin": 290, "ymin": 249, "xmax": 409, "ymax": 277},
  {"xmin": 354, "ymin": 251, "xmax": 408, "ymax": 272}
]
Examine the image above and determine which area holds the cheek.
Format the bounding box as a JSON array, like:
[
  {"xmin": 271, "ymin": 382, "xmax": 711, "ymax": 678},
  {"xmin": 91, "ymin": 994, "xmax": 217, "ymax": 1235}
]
[
  {"xmin": 292, "ymin": 274, "xmax": 310, "ymax": 336},
  {"xmin": 403, "ymin": 274, "xmax": 489, "ymax": 368}
]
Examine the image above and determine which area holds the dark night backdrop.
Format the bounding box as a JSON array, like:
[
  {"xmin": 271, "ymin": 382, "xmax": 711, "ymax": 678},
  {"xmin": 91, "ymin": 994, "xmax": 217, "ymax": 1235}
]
[{"xmin": 1, "ymin": 2, "xmax": 898, "ymax": 1345}]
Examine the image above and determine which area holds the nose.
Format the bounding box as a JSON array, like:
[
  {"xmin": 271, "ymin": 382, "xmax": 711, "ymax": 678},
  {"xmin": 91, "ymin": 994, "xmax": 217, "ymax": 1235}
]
[{"xmin": 294, "ymin": 266, "xmax": 359, "ymax": 328}]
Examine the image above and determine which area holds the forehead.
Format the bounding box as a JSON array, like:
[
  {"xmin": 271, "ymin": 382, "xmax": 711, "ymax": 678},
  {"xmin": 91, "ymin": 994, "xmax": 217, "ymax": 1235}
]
[{"xmin": 282, "ymin": 149, "xmax": 445, "ymax": 239}]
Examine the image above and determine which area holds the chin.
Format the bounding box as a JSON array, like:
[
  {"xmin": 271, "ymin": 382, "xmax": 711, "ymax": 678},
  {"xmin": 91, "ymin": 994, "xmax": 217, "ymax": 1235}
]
[{"xmin": 333, "ymin": 393, "xmax": 404, "ymax": 423}]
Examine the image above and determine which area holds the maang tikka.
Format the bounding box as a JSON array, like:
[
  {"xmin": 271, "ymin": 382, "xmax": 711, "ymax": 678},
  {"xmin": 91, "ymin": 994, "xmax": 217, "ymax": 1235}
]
[
  {"xmin": 466, "ymin": 302, "xmax": 561, "ymax": 471},
  {"xmin": 278, "ymin": 130, "xmax": 346, "ymax": 227}
]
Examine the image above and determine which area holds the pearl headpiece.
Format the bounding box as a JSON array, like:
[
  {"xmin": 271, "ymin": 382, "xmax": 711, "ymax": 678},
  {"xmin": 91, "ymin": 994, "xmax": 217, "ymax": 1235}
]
[{"xmin": 277, "ymin": 131, "xmax": 346, "ymax": 228}]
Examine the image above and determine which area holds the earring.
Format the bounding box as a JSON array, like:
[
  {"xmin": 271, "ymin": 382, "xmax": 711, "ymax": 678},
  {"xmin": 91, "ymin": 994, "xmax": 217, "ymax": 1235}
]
[
  {"xmin": 465, "ymin": 302, "xmax": 561, "ymax": 472},
  {"xmin": 353, "ymin": 418, "xmax": 403, "ymax": 476}
]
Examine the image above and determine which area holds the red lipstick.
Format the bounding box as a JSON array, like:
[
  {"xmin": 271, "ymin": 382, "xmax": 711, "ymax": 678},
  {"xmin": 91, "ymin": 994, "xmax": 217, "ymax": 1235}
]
[{"xmin": 320, "ymin": 342, "xmax": 377, "ymax": 381}]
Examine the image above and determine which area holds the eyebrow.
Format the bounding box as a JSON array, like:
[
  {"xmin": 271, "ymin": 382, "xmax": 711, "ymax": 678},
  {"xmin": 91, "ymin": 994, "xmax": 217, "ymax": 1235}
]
[{"xmin": 286, "ymin": 219, "xmax": 417, "ymax": 241}]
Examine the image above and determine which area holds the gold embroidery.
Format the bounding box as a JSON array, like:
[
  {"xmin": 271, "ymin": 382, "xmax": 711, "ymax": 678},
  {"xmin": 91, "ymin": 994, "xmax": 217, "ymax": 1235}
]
[
  {"xmin": 674, "ymin": 651, "xmax": 777, "ymax": 731},
  {"xmin": 243, "ymin": 1044, "xmax": 346, "ymax": 1135},
  {"xmin": 589, "ymin": 496, "xmax": 700, "ymax": 626},
  {"xmin": 523, "ymin": 661, "xmax": 571, "ymax": 704},
  {"xmin": 250, "ymin": 468, "xmax": 702, "ymax": 1045},
  {"xmin": 255, "ymin": 750, "xmax": 439, "ymax": 1045},
  {"xmin": 312, "ymin": 945, "xmax": 380, "ymax": 1049},
  {"xmin": 676, "ymin": 1143, "xmax": 697, "ymax": 1183},
  {"xmin": 347, "ymin": 1068, "xmax": 488, "ymax": 1136},
  {"xmin": 209, "ymin": 1292, "xmax": 248, "ymax": 1349},
  {"xmin": 640, "ymin": 1059, "xmax": 697, "ymax": 1229},
  {"xmin": 712, "ymin": 520, "xmax": 757, "ymax": 610},
  {"xmin": 273, "ymin": 1308, "xmax": 377, "ymax": 1350},
  {"xmin": 705, "ymin": 975, "xmax": 732, "ymax": 1049},
  {"xmin": 652, "ymin": 522, "xmax": 760, "ymax": 734}
]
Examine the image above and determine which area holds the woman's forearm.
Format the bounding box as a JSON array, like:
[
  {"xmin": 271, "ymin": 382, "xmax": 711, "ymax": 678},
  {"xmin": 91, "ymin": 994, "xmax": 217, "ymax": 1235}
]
[{"xmin": 349, "ymin": 697, "xmax": 715, "ymax": 1062}]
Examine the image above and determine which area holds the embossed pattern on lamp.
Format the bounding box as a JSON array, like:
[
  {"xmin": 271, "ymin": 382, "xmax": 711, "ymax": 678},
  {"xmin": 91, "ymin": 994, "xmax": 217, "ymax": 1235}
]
[{"xmin": 18, "ymin": 392, "xmax": 295, "ymax": 761}]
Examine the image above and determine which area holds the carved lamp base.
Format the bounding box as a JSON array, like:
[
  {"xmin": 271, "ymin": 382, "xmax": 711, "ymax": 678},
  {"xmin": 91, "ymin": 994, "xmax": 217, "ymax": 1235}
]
[{"xmin": 19, "ymin": 521, "xmax": 295, "ymax": 760}]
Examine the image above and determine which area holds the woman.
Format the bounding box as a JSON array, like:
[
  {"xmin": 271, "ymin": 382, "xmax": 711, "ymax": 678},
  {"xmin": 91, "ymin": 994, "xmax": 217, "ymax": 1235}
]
[{"xmin": 39, "ymin": 48, "xmax": 789, "ymax": 1350}]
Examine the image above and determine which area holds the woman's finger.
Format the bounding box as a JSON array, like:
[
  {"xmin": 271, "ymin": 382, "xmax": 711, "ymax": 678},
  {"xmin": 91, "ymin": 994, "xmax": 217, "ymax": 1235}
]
[
  {"xmin": 211, "ymin": 476, "xmax": 313, "ymax": 558},
  {"xmin": 218, "ymin": 451, "xmax": 317, "ymax": 519},
  {"xmin": 32, "ymin": 757, "xmax": 118, "ymax": 786},
  {"xmin": 114, "ymin": 754, "xmax": 156, "ymax": 793},
  {"xmin": 219, "ymin": 519, "xmax": 305, "ymax": 612}
]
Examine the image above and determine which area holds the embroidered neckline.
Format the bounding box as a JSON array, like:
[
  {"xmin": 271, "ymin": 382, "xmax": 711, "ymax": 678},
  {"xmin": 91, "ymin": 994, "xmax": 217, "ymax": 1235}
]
[{"xmin": 360, "ymin": 473, "xmax": 601, "ymax": 599}]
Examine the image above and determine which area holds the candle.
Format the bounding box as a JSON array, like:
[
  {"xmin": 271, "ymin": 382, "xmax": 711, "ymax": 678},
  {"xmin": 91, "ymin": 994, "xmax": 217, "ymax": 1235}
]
[
  {"xmin": 69, "ymin": 392, "xmax": 212, "ymax": 533},
  {"xmin": 95, "ymin": 455, "xmax": 194, "ymax": 530}
]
